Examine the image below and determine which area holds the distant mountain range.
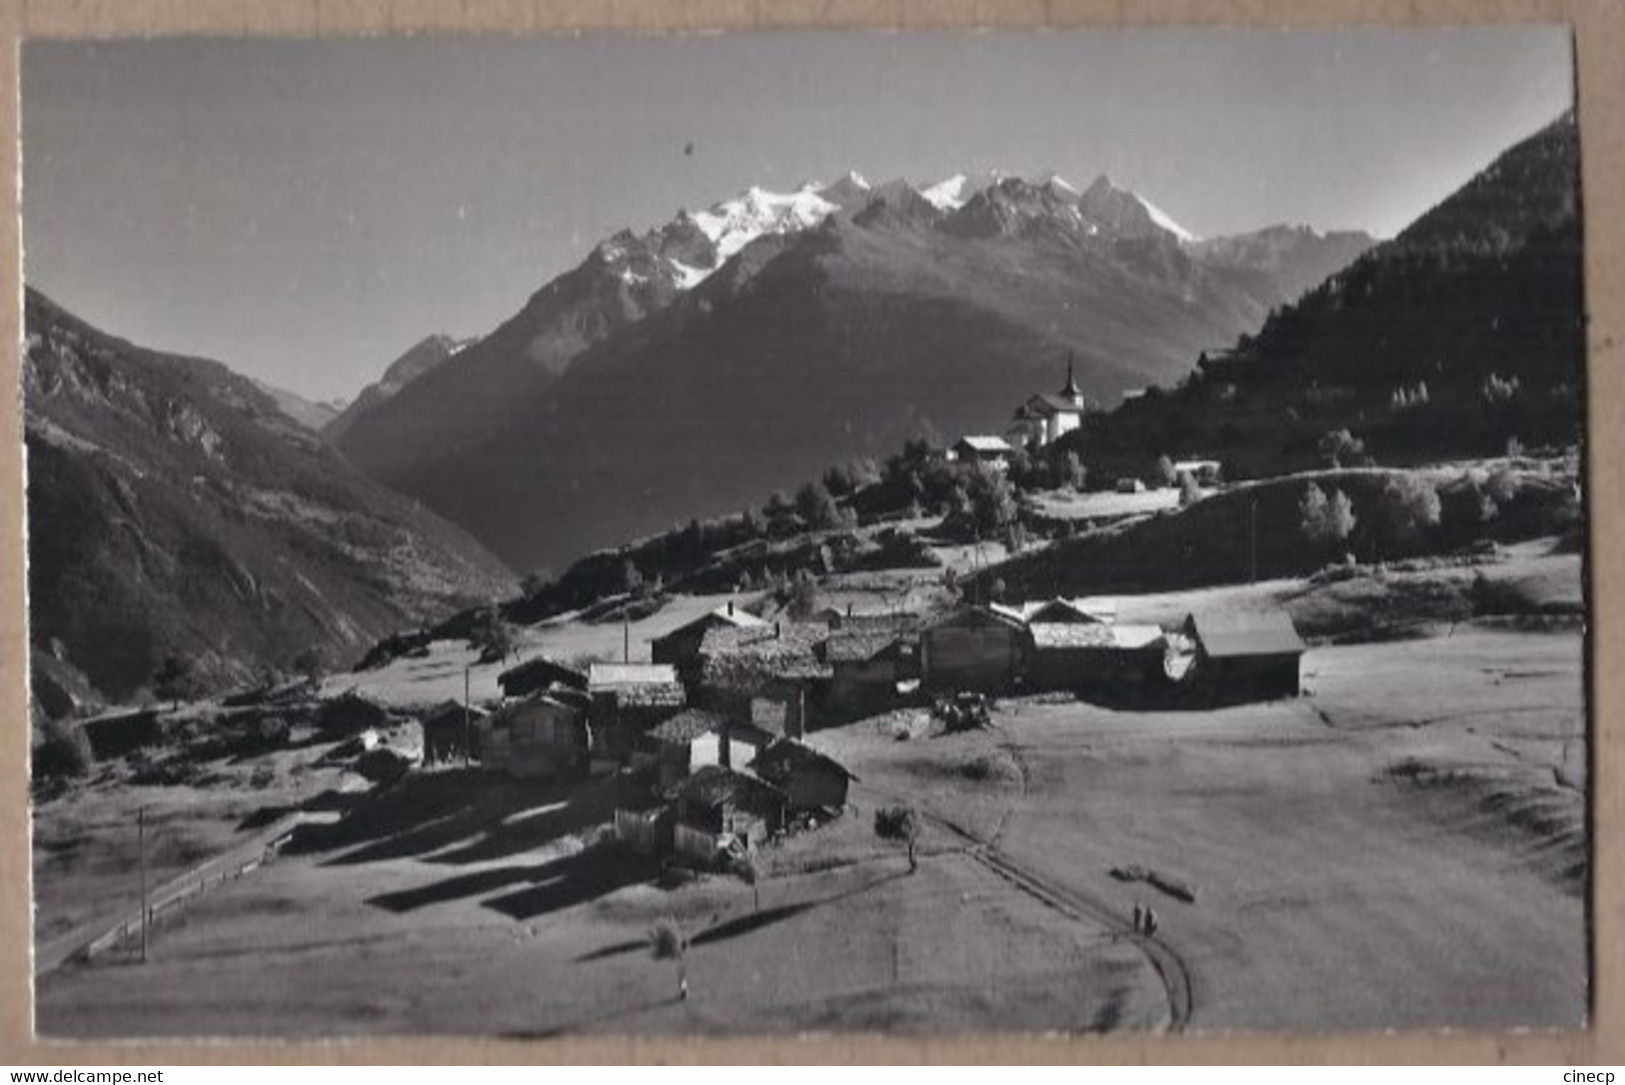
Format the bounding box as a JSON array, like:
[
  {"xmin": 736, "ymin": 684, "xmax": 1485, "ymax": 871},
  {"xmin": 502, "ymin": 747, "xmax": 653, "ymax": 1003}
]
[
  {"xmin": 329, "ymin": 169, "xmax": 1373, "ymax": 572},
  {"xmin": 253, "ymin": 380, "xmax": 346, "ymax": 432},
  {"xmin": 321, "ymin": 333, "xmax": 471, "ymax": 444},
  {"xmin": 24, "ymin": 289, "xmax": 511, "ymax": 708}
]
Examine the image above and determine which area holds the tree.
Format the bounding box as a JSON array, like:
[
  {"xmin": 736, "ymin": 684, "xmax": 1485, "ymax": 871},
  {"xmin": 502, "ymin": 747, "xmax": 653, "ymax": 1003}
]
[
  {"xmin": 764, "ymin": 490, "xmax": 794, "ymax": 519},
  {"xmin": 619, "ymin": 558, "xmax": 644, "ymax": 596},
  {"xmin": 1059, "ymin": 451, "xmax": 1086, "ymax": 492},
  {"xmin": 875, "ymin": 804, "xmax": 921, "ymax": 873},
  {"xmin": 152, "ymin": 654, "xmax": 201, "ymax": 710},
  {"xmin": 966, "ymin": 465, "xmax": 1017, "ymax": 536},
  {"xmin": 1486, "ymin": 465, "xmax": 1520, "ymax": 506},
  {"xmin": 647, "ymin": 919, "xmax": 689, "ymax": 1001},
  {"xmin": 785, "ymin": 569, "xmax": 819, "ymax": 620},
  {"xmin": 1300, "ymin": 483, "xmax": 1356, "ymax": 545},
  {"xmin": 1177, "ymin": 470, "xmax": 1201, "ymax": 508},
  {"xmin": 291, "ymin": 646, "xmax": 329, "ymax": 687},
  {"xmin": 1379, "ymin": 474, "xmax": 1441, "ymax": 549},
  {"xmin": 470, "ymin": 610, "xmax": 517, "ymax": 663},
  {"xmin": 519, "ymin": 571, "xmax": 551, "ymax": 600},
  {"xmin": 33, "ymin": 717, "xmax": 93, "ymax": 783},
  {"xmin": 795, "ymin": 481, "xmax": 840, "ymax": 530},
  {"xmin": 1318, "ymin": 429, "xmax": 1366, "ymax": 469},
  {"xmin": 740, "ymin": 855, "xmax": 761, "ymax": 912},
  {"xmin": 1155, "ymin": 455, "xmax": 1178, "ymax": 488}
]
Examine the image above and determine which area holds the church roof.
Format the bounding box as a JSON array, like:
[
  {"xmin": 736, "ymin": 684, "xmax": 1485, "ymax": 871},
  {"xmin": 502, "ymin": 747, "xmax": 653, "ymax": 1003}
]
[{"xmin": 1061, "ymin": 356, "xmax": 1082, "ymax": 398}]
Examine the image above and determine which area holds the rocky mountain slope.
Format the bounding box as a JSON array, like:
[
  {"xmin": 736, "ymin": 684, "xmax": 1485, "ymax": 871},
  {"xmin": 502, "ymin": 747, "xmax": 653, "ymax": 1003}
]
[
  {"xmin": 335, "ymin": 170, "xmax": 1372, "ymax": 572},
  {"xmin": 24, "ymin": 289, "xmax": 513, "ymax": 708},
  {"xmin": 321, "ymin": 333, "xmax": 470, "ymax": 443},
  {"xmin": 252, "ymin": 380, "xmax": 344, "ymax": 432}
]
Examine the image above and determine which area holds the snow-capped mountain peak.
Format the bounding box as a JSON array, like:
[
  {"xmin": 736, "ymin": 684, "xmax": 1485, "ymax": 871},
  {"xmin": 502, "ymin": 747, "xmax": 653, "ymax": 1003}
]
[
  {"xmin": 922, "ymin": 173, "xmax": 973, "ymax": 211},
  {"xmin": 1134, "ymin": 193, "xmax": 1201, "ymax": 243},
  {"xmin": 691, "ymin": 185, "xmax": 840, "ymax": 262}
]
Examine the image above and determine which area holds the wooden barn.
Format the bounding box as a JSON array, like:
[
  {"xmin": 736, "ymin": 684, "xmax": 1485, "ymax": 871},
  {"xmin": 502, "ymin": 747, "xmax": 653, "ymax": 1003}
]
[
  {"xmin": 498, "ymin": 655, "xmax": 588, "ymax": 700},
  {"xmin": 664, "ymin": 765, "xmax": 787, "ymax": 864},
  {"xmin": 697, "ymin": 621, "xmax": 832, "ymax": 736},
  {"xmin": 587, "ymin": 662, "xmax": 686, "ymax": 766},
  {"xmin": 420, "ymin": 700, "xmax": 488, "ymax": 765},
  {"xmin": 920, "ymin": 606, "xmax": 1028, "ymax": 693},
  {"xmin": 748, "ymin": 739, "xmax": 857, "ymax": 816},
  {"xmin": 639, "ymin": 707, "xmax": 728, "ymax": 790},
  {"xmin": 477, "ymin": 692, "xmax": 589, "ymax": 780},
  {"xmin": 1025, "ymin": 622, "xmax": 1168, "ymax": 691},
  {"xmin": 824, "ymin": 619, "xmax": 920, "ymax": 716},
  {"xmin": 1180, "ymin": 610, "xmax": 1306, "ymax": 702},
  {"xmin": 650, "ymin": 601, "xmax": 767, "ymax": 680}
]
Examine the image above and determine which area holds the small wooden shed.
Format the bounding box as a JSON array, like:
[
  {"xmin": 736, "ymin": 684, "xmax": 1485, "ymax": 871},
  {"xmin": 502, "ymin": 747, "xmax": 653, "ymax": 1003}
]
[
  {"xmin": 1181, "ymin": 610, "xmax": 1306, "ymax": 702},
  {"xmin": 747, "ymin": 738, "xmax": 858, "ymax": 816}
]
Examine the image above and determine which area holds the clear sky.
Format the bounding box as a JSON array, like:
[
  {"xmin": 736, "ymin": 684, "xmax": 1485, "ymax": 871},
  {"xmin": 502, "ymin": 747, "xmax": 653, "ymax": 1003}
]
[{"xmin": 21, "ymin": 27, "xmax": 1574, "ymax": 403}]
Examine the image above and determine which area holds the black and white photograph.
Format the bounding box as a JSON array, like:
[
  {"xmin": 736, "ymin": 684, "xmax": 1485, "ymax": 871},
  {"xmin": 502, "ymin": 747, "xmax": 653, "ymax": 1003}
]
[{"xmin": 21, "ymin": 26, "xmax": 1587, "ymax": 1039}]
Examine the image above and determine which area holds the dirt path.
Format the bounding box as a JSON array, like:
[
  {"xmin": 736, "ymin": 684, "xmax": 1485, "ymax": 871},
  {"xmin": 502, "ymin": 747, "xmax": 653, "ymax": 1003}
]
[{"xmin": 902, "ymin": 728, "xmax": 1195, "ymax": 1033}]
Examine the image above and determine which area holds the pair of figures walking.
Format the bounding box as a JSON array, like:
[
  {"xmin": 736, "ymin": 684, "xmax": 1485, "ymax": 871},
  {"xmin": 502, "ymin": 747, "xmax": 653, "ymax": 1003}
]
[{"xmin": 1132, "ymin": 902, "xmax": 1159, "ymax": 937}]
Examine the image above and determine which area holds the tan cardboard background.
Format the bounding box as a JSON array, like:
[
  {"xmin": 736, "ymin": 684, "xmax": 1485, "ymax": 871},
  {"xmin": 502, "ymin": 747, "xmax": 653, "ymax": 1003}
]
[{"xmin": 0, "ymin": 0, "xmax": 1619, "ymax": 1064}]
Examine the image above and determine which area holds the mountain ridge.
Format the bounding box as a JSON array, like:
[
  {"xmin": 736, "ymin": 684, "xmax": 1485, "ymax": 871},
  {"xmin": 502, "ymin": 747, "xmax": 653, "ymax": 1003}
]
[{"xmin": 24, "ymin": 287, "xmax": 512, "ymax": 707}]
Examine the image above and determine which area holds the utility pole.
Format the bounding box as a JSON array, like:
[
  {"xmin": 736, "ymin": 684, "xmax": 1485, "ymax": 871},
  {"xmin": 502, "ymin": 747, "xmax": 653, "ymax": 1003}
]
[
  {"xmin": 623, "ymin": 613, "xmax": 631, "ymax": 663},
  {"xmin": 463, "ymin": 663, "xmax": 473, "ymax": 767},
  {"xmin": 137, "ymin": 806, "xmax": 148, "ymax": 963},
  {"xmin": 1249, "ymin": 496, "xmax": 1259, "ymax": 584}
]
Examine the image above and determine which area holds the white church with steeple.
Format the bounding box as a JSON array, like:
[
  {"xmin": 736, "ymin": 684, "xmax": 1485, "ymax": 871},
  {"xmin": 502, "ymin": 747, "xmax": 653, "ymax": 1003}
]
[{"xmin": 1008, "ymin": 355, "xmax": 1093, "ymax": 449}]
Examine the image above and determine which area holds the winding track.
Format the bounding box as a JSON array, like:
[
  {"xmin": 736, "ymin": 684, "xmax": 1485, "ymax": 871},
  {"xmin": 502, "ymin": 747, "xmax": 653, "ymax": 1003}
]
[
  {"xmin": 866, "ymin": 719, "xmax": 1195, "ymax": 1032},
  {"xmin": 920, "ymin": 804, "xmax": 1195, "ymax": 1032}
]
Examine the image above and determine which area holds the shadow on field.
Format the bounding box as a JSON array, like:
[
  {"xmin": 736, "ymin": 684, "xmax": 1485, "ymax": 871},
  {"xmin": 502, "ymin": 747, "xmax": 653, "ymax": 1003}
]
[
  {"xmin": 572, "ymin": 866, "xmax": 911, "ymax": 962},
  {"xmin": 283, "ymin": 769, "xmax": 617, "ymax": 868},
  {"xmin": 368, "ymin": 848, "xmax": 656, "ymax": 916}
]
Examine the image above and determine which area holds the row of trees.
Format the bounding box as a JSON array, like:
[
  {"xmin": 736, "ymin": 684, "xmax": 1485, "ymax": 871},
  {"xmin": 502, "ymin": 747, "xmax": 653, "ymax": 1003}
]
[{"xmin": 1299, "ymin": 466, "xmax": 1522, "ymax": 555}]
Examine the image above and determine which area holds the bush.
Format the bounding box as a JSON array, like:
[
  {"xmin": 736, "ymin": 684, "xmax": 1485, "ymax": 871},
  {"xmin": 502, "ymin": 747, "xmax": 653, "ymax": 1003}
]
[
  {"xmin": 874, "ymin": 804, "xmax": 919, "ymax": 842},
  {"xmin": 1317, "ymin": 429, "xmax": 1367, "ymax": 469},
  {"xmin": 1486, "ymin": 465, "xmax": 1520, "ymax": 505},
  {"xmin": 1379, "ymin": 474, "xmax": 1442, "ymax": 549},
  {"xmin": 1301, "ymin": 483, "xmax": 1356, "ymax": 545}
]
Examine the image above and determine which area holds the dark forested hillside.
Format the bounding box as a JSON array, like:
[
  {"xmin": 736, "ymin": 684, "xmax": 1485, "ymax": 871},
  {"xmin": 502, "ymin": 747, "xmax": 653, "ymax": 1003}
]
[{"xmin": 1070, "ymin": 112, "xmax": 1583, "ymax": 481}]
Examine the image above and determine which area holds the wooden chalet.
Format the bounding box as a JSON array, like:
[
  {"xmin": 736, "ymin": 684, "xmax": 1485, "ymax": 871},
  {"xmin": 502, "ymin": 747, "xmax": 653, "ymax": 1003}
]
[
  {"xmin": 639, "ymin": 707, "xmax": 728, "ymax": 790},
  {"xmin": 1179, "ymin": 610, "xmax": 1306, "ymax": 702},
  {"xmin": 477, "ymin": 691, "xmax": 589, "ymax": 780},
  {"xmin": 498, "ymin": 655, "xmax": 588, "ymax": 700},
  {"xmin": 420, "ymin": 700, "xmax": 488, "ymax": 765},
  {"xmin": 920, "ymin": 605, "xmax": 1029, "ymax": 693},
  {"xmin": 650, "ymin": 601, "xmax": 767, "ymax": 680},
  {"xmin": 587, "ymin": 662, "xmax": 686, "ymax": 767},
  {"xmin": 747, "ymin": 739, "xmax": 858, "ymax": 816},
  {"xmin": 823, "ymin": 614, "xmax": 921, "ymax": 715},
  {"xmin": 1024, "ymin": 621, "xmax": 1168, "ymax": 691},
  {"xmin": 697, "ymin": 621, "xmax": 833, "ymax": 737},
  {"xmin": 949, "ymin": 435, "xmax": 1015, "ymax": 469},
  {"xmin": 664, "ymin": 765, "xmax": 787, "ymax": 864}
]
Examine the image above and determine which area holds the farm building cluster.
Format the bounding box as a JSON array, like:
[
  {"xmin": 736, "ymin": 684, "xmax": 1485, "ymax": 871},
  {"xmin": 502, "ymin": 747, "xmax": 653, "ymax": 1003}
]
[{"xmin": 439, "ymin": 597, "xmax": 1306, "ymax": 868}]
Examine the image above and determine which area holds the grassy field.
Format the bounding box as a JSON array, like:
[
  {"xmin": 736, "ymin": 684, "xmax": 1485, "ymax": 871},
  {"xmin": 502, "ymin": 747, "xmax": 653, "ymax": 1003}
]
[
  {"xmin": 33, "ymin": 535, "xmax": 1586, "ymax": 1037},
  {"xmin": 35, "ymin": 617, "xmax": 1584, "ymax": 1037}
]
